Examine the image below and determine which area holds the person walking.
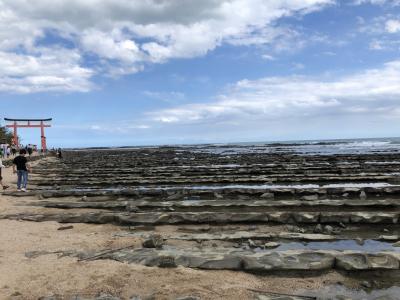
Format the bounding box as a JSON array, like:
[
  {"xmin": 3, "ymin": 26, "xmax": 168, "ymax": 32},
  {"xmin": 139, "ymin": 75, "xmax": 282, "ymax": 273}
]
[
  {"xmin": 0, "ymin": 158, "xmax": 9, "ymax": 190},
  {"xmin": 2, "ymin": 143, "xmax": 8, "ymax": 159},
  {"xmin": 12, "ymin": 149, "xmax": 31, "ymax": 192},
  {"xmin": 57, "ymin": 148, "xmax": 63, "ymax": 159},
  {"xmin": 11, "ymin": 145, "xmax": 17, "ymax": 156},
  {"xmin": 27, "ymin": 144, "xmax": 33, "ymax": 156}
]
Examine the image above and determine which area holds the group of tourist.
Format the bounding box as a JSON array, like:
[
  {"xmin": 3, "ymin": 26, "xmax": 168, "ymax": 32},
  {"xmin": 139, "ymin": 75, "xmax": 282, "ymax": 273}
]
[
  {"xmin": 0, "ymin": 143, "xmax": 37, "ymax": 159},
  {"xmin": 0, "ymin": 143, "xmax": 17, "ymax": 158},
  {"xmin": 0, "ymin": 149, "xmax": 31, "ymax": 192}
]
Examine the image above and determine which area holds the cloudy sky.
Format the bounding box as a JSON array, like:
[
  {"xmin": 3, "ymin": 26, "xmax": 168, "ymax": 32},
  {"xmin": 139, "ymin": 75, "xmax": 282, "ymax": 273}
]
[{"xmin": 1, "ymin": 0, "xmax": 400, "ymax": 147}]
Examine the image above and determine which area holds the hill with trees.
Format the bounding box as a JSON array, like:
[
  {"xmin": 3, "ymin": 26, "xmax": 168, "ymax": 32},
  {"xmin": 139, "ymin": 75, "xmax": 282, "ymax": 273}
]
[{"xmin": 0, "ymin": 126, "xmax": 13, "ymax": 144}]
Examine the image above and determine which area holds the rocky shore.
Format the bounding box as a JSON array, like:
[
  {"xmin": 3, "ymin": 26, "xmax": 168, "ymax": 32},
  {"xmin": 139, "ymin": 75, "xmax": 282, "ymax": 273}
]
[{"xmin": 1, "ymin": 146, "xmax": 400, "ymax": 299}]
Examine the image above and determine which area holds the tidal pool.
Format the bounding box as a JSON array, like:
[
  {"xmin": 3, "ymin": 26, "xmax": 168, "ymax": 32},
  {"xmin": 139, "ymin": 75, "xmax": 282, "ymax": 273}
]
[{"xmin": 260, "ymin": 240, "xmax": 400, "ymax": 253}]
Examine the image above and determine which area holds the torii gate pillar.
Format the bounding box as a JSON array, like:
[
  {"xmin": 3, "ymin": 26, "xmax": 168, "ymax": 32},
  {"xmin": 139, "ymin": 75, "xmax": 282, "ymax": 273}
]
[
  {"xmin": 40, "ymin": 121, "xmax": 47, "ymax": 152},
  {"xmin": 12, "ymin": 121, "xmax": 19, "ymax": 147},
  {"xmin": 4, "ymin": 118, "xmax": 52, "ymax": 152}
]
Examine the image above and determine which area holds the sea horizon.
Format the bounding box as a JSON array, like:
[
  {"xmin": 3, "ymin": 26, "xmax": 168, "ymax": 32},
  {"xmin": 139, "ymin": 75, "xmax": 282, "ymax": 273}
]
[{"xmin": 64, "ymin": 136, "xmax": 400, "ymax": 150}]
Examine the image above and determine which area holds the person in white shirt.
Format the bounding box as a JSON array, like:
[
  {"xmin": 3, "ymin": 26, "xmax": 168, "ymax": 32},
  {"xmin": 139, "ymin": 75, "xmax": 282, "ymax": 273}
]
[
  {"xmin": 0, "ymin": 158, "xmax": 9, "ymax": 190},
  {"xmin": 1, "ymin": 144, "xmax": 7, "ymax": 159}
]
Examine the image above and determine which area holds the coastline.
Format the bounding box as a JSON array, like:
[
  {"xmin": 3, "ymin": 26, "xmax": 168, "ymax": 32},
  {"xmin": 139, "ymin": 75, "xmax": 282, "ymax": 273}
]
[{"xmin": 1, "ymin": 147, "xmax": 400, "ymax": 299}]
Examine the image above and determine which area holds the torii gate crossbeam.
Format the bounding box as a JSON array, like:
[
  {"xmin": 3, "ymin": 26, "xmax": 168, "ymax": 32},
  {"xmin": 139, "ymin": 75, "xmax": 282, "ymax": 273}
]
[{"xmin": 4, "ymin": 118, "xmax": 52, "ymax": 152}]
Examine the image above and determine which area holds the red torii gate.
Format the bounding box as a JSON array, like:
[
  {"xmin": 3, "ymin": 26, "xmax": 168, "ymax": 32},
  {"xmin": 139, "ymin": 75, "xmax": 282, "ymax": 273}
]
[{"xmin": 4, "ymin": 118, "xmax": 52, "ymax": 152}]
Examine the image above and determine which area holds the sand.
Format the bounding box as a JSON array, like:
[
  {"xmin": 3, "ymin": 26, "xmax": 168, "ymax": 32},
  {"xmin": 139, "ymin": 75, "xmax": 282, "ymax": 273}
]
[{"xmin": 0, "ymin": 160, "xmax": 351, "ymax": 300}]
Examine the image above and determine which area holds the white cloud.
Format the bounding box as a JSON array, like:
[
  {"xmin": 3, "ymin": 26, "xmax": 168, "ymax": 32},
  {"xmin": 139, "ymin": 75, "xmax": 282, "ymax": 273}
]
[
  {"xmin": 0, "ymin": 49, "xmax": 93, "ymax": 93},
  {"xmin": 357, "ymin": 15, "xmax": 388, "ymax": 34},
  {"xmin": 369, "ymin": 39, "xmax": 385, "ymax": 50},
  {"xmin": 90, "ymin": 123, "xmax": 151, "ymax": 133},
  {"xmin": 81, "ymin": 30, "xmax": 143, "ymax": 63},
  {"xmin": 149, "ymin": 60, "xmax": 400, "ymax": 124},
  {"xmin": 356, "ymin": 15, "xmax": 400, "ymax": 51},
  {"xmin": 386, "ymin": 19, "xmax": 400, "ymax": 33},
  {"xmin": 261, "ymin": 54, "xmax": 275, "ymax": 60},
  {"xmin": 0, "ymin": 0, "xmax": 333, "ymax": 93},
  {"xmin": 322, "ymin": 51, "xmax": 336, "ymax": 55},
  {"xmin": 131, "ymin": 125, "xmax": 151, "ymax": 129}
]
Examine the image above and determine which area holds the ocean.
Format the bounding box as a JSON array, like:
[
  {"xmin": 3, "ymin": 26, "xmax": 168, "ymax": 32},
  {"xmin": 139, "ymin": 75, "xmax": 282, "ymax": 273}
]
[
  {"xmin": 71, "ymin": 137, "xmax": 400, "ymax": 156},
  {"xmin": 187, "ymin": 137, "xmax": 400, "ymax": 155}
]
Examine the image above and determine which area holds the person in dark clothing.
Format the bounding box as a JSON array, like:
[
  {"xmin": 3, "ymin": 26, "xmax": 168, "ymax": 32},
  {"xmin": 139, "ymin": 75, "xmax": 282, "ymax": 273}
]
[
  {"xmin": 27, "ymin": 144, "xmax": 33, "ymax": 156},
  {"xmin": 11, "ymin": 145, "xmax": 17, "ymax": 156},
  {"xmin": 13, "ymin": 149, "xmax": 31, "ymax": 192},
  {"xmin": 57, "ymin": 148, "xmax": 63, "ymax": 159}
]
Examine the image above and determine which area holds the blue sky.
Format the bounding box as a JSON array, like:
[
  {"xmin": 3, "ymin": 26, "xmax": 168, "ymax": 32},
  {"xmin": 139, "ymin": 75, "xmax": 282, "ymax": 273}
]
[{"xmin": 1, "ymin": 0, "xmax": 400, "ymax": 147}]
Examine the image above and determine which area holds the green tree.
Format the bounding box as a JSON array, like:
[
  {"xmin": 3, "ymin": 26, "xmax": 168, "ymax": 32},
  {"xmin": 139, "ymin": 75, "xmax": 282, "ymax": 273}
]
[{"xmin": 0, "ymin": 126, "xmax": 14, "ymax": 144}]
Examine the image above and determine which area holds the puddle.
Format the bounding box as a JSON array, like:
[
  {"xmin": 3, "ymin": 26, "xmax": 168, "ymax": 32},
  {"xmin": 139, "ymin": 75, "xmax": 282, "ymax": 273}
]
[
  {"xmin": 162, "ymin": 239, "xmax": 400, "ymax": 254},
  {"xmin": 56, "ymin": 182, "xmax": 396, "ymax": 193},
  {"xmin": 323, "ymin": 183, "xmax": 393, "ymax": 188},
  {"xmin": 365, "ymin": 161, "xmax": 400, "ymax": 165},
  {"xmin": 177, "ymin": 182, "xmax": 393, "ymax": 190},
  {"xmin": 150, "ymin": 164, "xmax": 243, "ymax": 169},
  {"xmin": 270, "ymin": 240, "xmax": 400, "ymax": 253},
  {"xmin": 300, "ymin": 285, "xmax": 400, "ymax": 300},
  {"xmin": 137, "ymin": 183, "xmax": 395, "ymax": 190}
]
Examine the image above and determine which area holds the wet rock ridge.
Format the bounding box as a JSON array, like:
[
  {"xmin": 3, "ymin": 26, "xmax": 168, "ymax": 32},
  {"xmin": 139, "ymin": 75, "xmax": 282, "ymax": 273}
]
[{"xmin": 3, "ymin": 146, "xmax": 400, "ymax": 283}]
